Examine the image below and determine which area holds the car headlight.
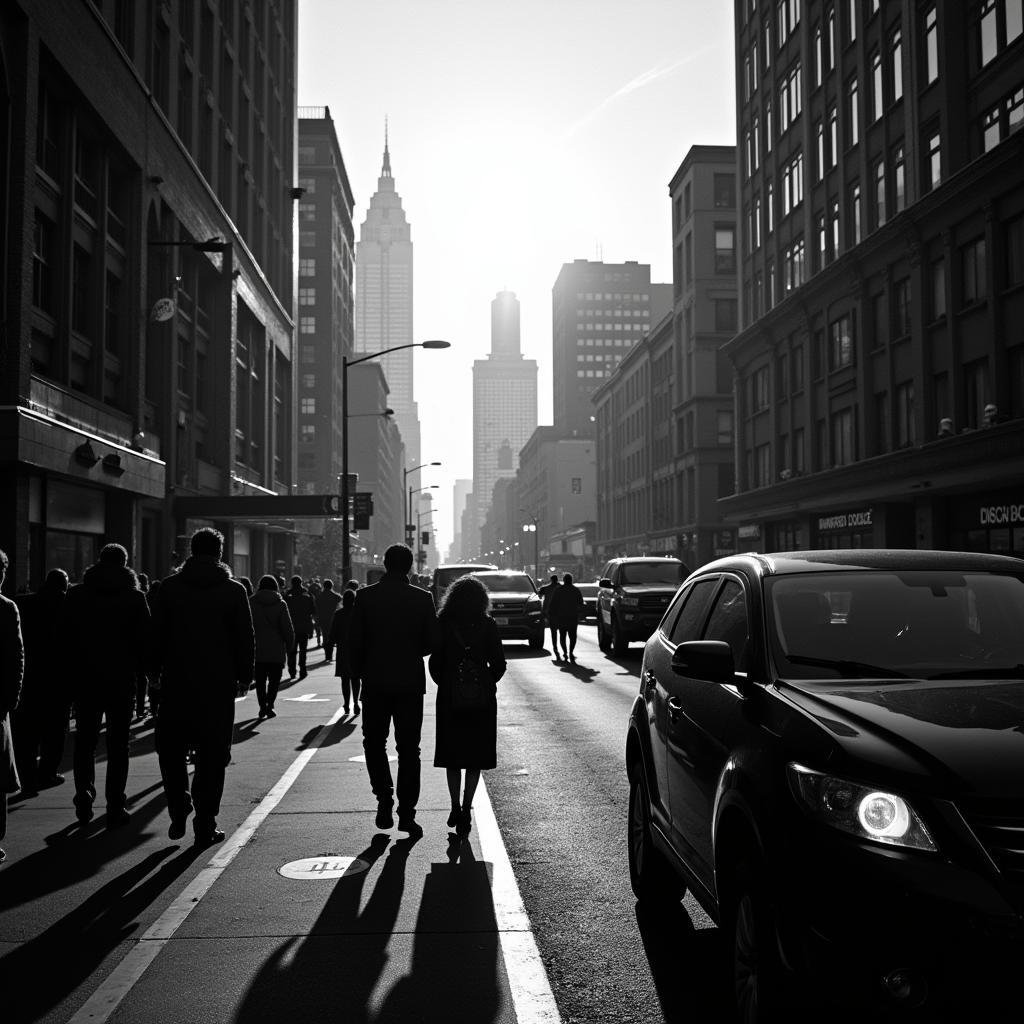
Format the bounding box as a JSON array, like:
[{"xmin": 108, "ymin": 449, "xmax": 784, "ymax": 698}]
[
  {"xmin": 619, "ymin": 595, "xmax": 639, "ymax": 607},
  {"xmin": 787, "ymin": 763, "xmax": 937, "ymax": 852}
]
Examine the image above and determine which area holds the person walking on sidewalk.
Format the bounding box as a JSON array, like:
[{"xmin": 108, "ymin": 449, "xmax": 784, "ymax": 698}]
[
  {"xmin": 349, "ymin": 543, "xmax": 437, "ymax": 837},
  {"xmin": 249, "ymin": 575, "xmax": 294, "ymax": 719},
  {"xmin": 151, "ymin": 528, "xmax": 254, "ymax": 845},
  {"xmin": 308, "ymin": 578, "xmax": 323, "ymax": 647},
  {"xmin": 428, "ymin": 575, "xmax": 506, "ymax": 838},
  {"xmin": 284, "ymin": 577, "xmax": 316, "ymax": 680},
  {"xmin": 329, "ymin": 588, "xmax": 359, "ymax": 714},
  {"xmin": 315, "ymin": 579, "xmax": 342, "ymax": 662},
  {"xmin": 548, "ymin": 572, "xmax": 585, "ymax": 662},
  {"xmin": 0, "ymin": 548, "xmax": 25, "ymax": 865},
  {"xmin": 64, "ymin": 544, "xmax": 150, "ymax": 828},
  {"xmin": 537, "ymin": 573, "xmax": 561, "ymax": 659},
  {"xmin": 12, "ymin": 568, "xmax": 69, "ymax": 793}
]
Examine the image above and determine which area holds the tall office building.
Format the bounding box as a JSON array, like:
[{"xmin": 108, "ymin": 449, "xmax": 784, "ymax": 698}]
[
  {"xmin": 472, "ymin": 291, "xmax": 538, "ymax": 556},
  {"xmin": 551, "ymin": 261, "xmax": 672, "ymax": 438},
  {"xmin": 354, "ymin": 128, "xmax": 420, "ymax": 487},
  {"xmin": 449, "ymin": 478, "xmax": 473, "ymax": 561},
  {"xmin": 724, "ymin": 1, "xmax": 1024, "ymax": 555}
]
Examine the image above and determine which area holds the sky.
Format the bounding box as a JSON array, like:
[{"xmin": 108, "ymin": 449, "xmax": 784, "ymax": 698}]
[{"xmin": 298, "ymin": 0, "xmax": 737, "ymax": 555}]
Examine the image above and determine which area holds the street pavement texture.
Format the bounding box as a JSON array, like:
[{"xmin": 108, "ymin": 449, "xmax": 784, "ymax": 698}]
[{"xmin": 0, "ymin": 626, "xmax": 735, "ymax": 1024}]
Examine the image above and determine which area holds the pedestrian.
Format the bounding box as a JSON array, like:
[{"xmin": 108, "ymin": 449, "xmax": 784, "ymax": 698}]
[
  {"xmin": 315, "ymin": 579, "xmax": 342, "ymax": 661},
  {"xmin": 12, "ymin": 568, "xmax": 69, "ymax": 793},
  {"xmin": 346, "ymin": 579, "xmax": 360, "ymax": 593},
  {"xmin": 145, "ymin": 578, "xmax": 163, "ymax": 718},
  {"xmin": 349, "ymin": 543, "xmax": 437, "ymax": 836},
  {"xmin": 428, "ymin": 575, "xmax": 506, "ymax": 838},
  {"xmin": 0, "ymin": 548, "xmax": 25, "ymax": 865},
  {"xmin": 549, "ymin": 572, "xmax": 585, "ymax": 662},
  {"xmin": 134, "ymin": 572, "xmax": 151, "ymax": 719},
  {"xmin": 329, "ymin": 588, "xmax": 360, "ymax": 714},
  {"xmin": 308, "ymin": 578, "xmax": 323, "ymax": 646},
  {"xmin": 284, "ymin": 576, "xmax": 316, "ymax": 679},
  {"xmin": 537, "ymin": 573, "xmax": 561, "ymax": 659},
  {"xmin": 238, "ymin": 576, "xmax": 254, "ymax": 598},
  {"xmin": 64, "ymin": 543, "xmax": 150, "ymax": 828},
  {"xmin": 150, "ymin": 528, "xmax": 254, "ymax": 845},
  {"xmin": 249, "ymin": 575, "xmax": 294, "ymax": 719}
]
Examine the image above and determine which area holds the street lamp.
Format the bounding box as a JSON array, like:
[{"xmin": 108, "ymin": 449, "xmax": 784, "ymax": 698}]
[
  {"xmin": 405, "ymin": 460, "xmax": 442, "ymax": 545},
  {"xmin": 521, "ymin": 508, "xmax": 539, "ymax": 580},
  {"xmin": 342, "ymin": 340, "xmax": 450, "ymax": 579}
]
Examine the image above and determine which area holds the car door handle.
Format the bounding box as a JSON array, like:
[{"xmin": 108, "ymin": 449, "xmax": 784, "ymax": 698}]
[{"xmin": 667, "ymin": 697, "xmax": 683, "ymax": 722}]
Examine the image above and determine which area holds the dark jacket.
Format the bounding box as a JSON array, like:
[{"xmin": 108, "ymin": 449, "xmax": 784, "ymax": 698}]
[
  {"xmin": 538, "ymin": 581, "xmax": 560, "ymax": 616},
  {"xmin": 151, "ymin": 556, "xmax": 254, "ymax": 702},
  {"xmin": 315, "ymin": 589, "xmax": 342, "ymax": 632},
  {"xmin": 285, "ymin": 586, "xmax": 317, "ymax": 637},
  {"xmin": 250, "ymin": 589, "xmax": 295, "ymax": 664},
  {"xmin": 348, "ymin": 572, "xmax": 437, "ymax": 696},
  {"xmin": 1, "ymin": 593, "xmax": 24, "ymax": 795},
  {"xmin": 15, "ymin": 582, "xmax": 67, "ymax": 701},
  {"xmin": 64, "ymin": 564, "xmax": 151, "ymax": 692},
  {"xmin": 548, "ymin": 582, "xmax": 584, "ymax": 628},
  {"xmin": 328, "ymin": 605, "xmax": 354, "ymax": 675}
]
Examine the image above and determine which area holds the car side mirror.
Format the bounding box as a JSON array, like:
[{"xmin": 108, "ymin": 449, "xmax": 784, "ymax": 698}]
[
  {"xmin": 599, "ymin": 578, "xmax": 612, "ymax": 588},
  {"xmin": 671, "ymin": 641, "xmax": 735, "ymax": 683}
]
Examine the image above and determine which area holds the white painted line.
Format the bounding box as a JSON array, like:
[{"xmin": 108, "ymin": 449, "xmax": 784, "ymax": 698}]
[
  {"xmin": 67, "ymin": 702, "xmax": 347, "ymax": 1023},
  {"xmin": 474, "ymin": 779, "xmax": 563, "ymax": 1024},
  {"xmin": 284, "ymin": 693, "xmax": 330, "ymax": 702}
]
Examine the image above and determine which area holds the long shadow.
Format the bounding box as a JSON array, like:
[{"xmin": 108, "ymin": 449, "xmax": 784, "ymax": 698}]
[
  {"xmin": 295, "ymin": 718, "xmax": 358, "ymax": 751},
  {"xmin": 4, "ymin": 843, "xmax": 203, "ymax": 1024},
  {"xmin": 503, "ymin": 646, "xmax": 552, "ymax": 660},
  {"xmin": 598, "ymin": 649, "xmax": 644, "ymax": 679}
]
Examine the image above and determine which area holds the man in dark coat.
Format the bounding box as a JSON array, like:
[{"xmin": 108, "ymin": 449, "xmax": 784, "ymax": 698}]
[
  {"xmin": 315, "ymin": 579, "xmax": 342, "ymax": 662},
  {"xmin": 151, "ymin": 528, "xmax": 254, "ymax": 845},
  {"xmin": 549, "ymin": 572, "xmax": 585, "ymax": 662},
  {"xmin": 284, "ymin": 576, "xmax": 317, "ymax": 679},
  {"xmin": 537, "ymin": 573, "xmax": 561, "ymax": 659},
  {"xmin": 64, "ymin": 544, "xmax": 150, "ymax": 827},
  {"xmin": 0, "ymin": 548, "xmax": 25, "ymax": 864},
  {"xmin": 349, "ymin": 543, "xmax": 437, "ymax": 836},
  {"xmin": 13, "ymin": 568, "xmax": 69, "ymax": 793}
]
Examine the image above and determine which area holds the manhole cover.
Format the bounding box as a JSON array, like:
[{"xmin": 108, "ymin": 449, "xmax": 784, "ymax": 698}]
[
  {"xmin": 279, "ymin": 856, "xmax": 371, "ymax": 879},
  {"xmin": 347, "ymin": 754, "xmax": 396, "ymax": 763}
]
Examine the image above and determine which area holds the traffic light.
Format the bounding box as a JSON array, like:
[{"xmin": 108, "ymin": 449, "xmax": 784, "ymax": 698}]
[{"xmin": 421, "ymin": 530, "xmax": 430, "ymax": 546}]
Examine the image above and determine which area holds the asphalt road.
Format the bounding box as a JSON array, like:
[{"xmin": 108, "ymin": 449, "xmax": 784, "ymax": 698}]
[{"xmin": 487, "ymin": 624, "xmax": 734, "ymax": 1024}]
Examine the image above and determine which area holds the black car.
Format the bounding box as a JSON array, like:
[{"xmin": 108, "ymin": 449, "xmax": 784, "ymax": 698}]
[
  {"xmin": 626, "ymin": 549, "xmax": 1024, "ymax": 1022},
  {"xmin": 469, "ymin": 571, "xmax": 545, "ymax": 648},
  {"xmin": 596, "ymin": 556, "xmax": 688, "ymax": 655}
]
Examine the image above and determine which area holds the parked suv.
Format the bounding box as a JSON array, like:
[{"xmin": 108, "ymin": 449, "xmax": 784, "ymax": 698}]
[
  {"xmin": 596, "ymin": 557, "xmax": 687, "ymax": 655},
  {"xmin": 626, "ymin": 549, "xmax": 1024, "ymax": 1021}
]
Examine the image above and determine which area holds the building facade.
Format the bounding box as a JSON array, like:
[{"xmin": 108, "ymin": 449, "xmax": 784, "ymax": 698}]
[
  {"xmin": 0, "ymin": 0, "xmax": 298, "ymax": 589},
  {"xmin": 471, "ymin": 290, "xmax": 537, "ymax": 555},
  {"xmin": 448, "ymin": 477, "xmax": 472, "ymax": 561},
  {"xmin": 725, "ymin": 0, "xmax": 1024, "ymax": 556},
  {"xmin": 551, "ymin": 259, "xmax": 672, "ymax": 439},
  {"xmin": 296, "ymin": 107, "xmax": 355, "ymax": 496},
  {"xmin": 354, "ymin": 130, "xmax": 420, "ymax": 491}
]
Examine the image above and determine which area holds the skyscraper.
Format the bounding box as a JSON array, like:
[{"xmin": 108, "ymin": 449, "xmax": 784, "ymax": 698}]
[
  {"xmin": 354, "ymin": 126, "xmax": 420, "ymax": 484},
  {"xmin": 471, "ymin": 291, "xmax": 538, "ymax": 557}
]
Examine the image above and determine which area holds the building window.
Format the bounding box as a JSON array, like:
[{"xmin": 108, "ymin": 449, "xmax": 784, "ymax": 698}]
[
  {"xmin": 893, "ymin": 144, "xmax": 905, "ymax": 213},
  {"xmin": 298, "ymin": 287, "xmax": 316, "ymax": 305},
  {"xmin": 930, "ymin": 260, "xmax": 947, "ymax": 319},
  {"xmin": 684, "ymin": 181, "xmax": 692, "ymax": 218},
  {"xmin": 830, "ymin": 196, "xmax": 840, "ymax": 258},
  {"xmin": 716, "ymin": 299, "xmax": 738, "ymax": 333},
  {"xmin": 794, "ymin": 427, "xmax": 806, "ymax": 472},
  {"xmin": 718, "ymin": 410, "xmax": 734, "ymax": 444},
  {"xmin": 302, "ymin": 373, "xmax": 316, "ymax": 389},
  {"xmin": 755, "ymin": 444, "xmax": 771, "ymax": 487},
  {"xmin": 684, "ymin": 233, "xmax": 693, "ymax": 284},
  {"xmin": 980, "ymin": 0, "xmax": 999, "ymax": 65},
  {"xmin": 831, "ymin": 408, "xmax": 854, "ymax": 466},
  {"xmin": 779, "ymin": 62, "xmax": 803, "ymax": 133},
  {"xmin": 32, "ymin": 212, "xmax": 55, "ymax": 313},
  {"xmin": 925, "ymin": 129, "xmax": 941, "ymax": 191},
  {"xmin": 849, "ymin": 181, "xmax": 862, "ymax": 245},
  {"xmin": 829, "ymin": 314, "xmax": 853, "ymax": 369},
  {"xmin": 847, "ymin": 76, "xmax": 859, "ymax": 147},
  {"xmin": 752, "ymin": 195, "xmax": 762, "ymax": 248},
  {"xmin": 299, "ymin": 258, "xmax": 316, "ymax": 276},
  {"xmin": 300, "ymin": 397, "xmax": 315, "ymax": 415},
  {"xmin": 765, "ymin": 99, "xmax": 773, "ymax": 152},
  {"xmin": 896, "ymin": 381, "xmax": 916, "ymax": 447},
  {"xmin": 816, "ymin": 120, "xmax": 825, "ymax": 179},
  {"xmin": 847, "ymin": 0, "xmax": 858, "ymax": 42},
  {"xmin": 71, "ymin": 245, "xmax": 91, "ymax": 336},
  {"xmin": 828, "ymin": 7, "xmax": 836, "ymax": 67},
  {"xmin": 875, "ymin": 392, "xmax": 891, "ymax": 454},
  {"xmin": 962, "ymin": 238, "xmax": 987, "ymax": 304},
  {"xmin": 871, "ymin": 50, "xmax": 884, "ymax": 121},
  {"xmin": 828, "ymin": 106, "xmax": 838, "ymax": 166},
  {"xmin": 925, "ymin": 7, "xmax": 939, "ymax": 83},
  {"xmin": 814, "ymin": 24, "xmax": 823, "ymax": 86},
  {"xmin": 1007, "ymin": 215, "xmax": 1024, "ymax": 287},
  {"xmin": 891, "ymin": 29, "xmax": 904, "ymax": 103},
  {"xmin": 783, "ymin": 238, "xmax": 806, "ymax": 292},
  {"xmin": 571, "ymin": 477, "xmax": 582, "ymax": 494},
  {"xmin": 766, "ymin": 179, "xmax": 775, "ymax": 233},
  {"xmin": 964, "ymin": 360, "xmax": 989, "ymax": 428},
  {"xmin": 892, "ymin": 277, "xmax": 911, "ymax": 337},
  {"xmin": 781, "ymin": 151, "xmax": 804, "ymax": 216},
  {"xmin": 753, "ymin": 366, "xmax": 770, "ymax": 410},
  {"xmin": 715, "ymin": 226, "xmax": 736, "ymax": 272},
  {"xmin": 817, "ymin": 211, "xmax": 827, "ymax": 269},
  {"xmin": 873, "ymin": 159, "xmax": 886, "ymax": 228},
  {"xmin": 300, "ymin": 316, "xmax": 316, "ymax": 334},
  {"xmin": 300, "ymin": 423, "xmax": 315, "ymax": 442}
]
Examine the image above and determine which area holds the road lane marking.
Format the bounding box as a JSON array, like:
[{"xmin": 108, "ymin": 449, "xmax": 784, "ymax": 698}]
[
  {"xmin": 475, "ymin": 779, "xmax": 563, "ymax": 1023},
  {"xmin": 67, "ymin": 703, "xmax": 348, "ymax": 1023},
  {"xmin": 284, "ymin": 693, "xmax": 330, "ymax": 702}
]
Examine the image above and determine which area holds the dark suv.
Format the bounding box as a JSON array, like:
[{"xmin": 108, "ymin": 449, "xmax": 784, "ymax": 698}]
[
  {"xmin": 596, "ymin": 557, "xmax": 687, "ymax": 655},
  {"xmin": 626, "ymin": 549, "xmax": 1024, "ymax": 1021}
]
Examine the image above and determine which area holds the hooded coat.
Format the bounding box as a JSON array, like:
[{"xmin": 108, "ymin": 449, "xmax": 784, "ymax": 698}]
[
  {"xmin": 1, "ymin": 593, "xmax": 24, "ymax": 796},
  {"xmin": 250, "ymin": 589, "xmax": 295, "ymax": 664},
  {"xmin": 64, "ymin": 563, "xmax": 151, "ymax": 696},
  {"xmin": 151, "ymin": 556, "xmax": 255, "ymax": 702}
]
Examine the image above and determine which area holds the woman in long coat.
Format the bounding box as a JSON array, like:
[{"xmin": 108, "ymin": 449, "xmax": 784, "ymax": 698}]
[
  {"xmin": 249, "ymin": 575, "xmax": 295, "ymax": 718},
  {"xmin": 428, "ymin": 575, "xmax": 506, "ymax": 837},
  {"xmin": 328, "ymin": 588, "xmax": 359, "ymax": 714}
]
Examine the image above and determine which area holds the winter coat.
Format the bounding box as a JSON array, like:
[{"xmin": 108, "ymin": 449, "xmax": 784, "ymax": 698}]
[
  {"xmin": 328, "ymin": 605, "xmax": 354, "ymax": 675},
  {"xmin": 64, "ymin": 564, "xmax": 151, "ymax": 696},
  {"xmin": 285, "ymin": 587, "xmax": 317, "ymax": 637},
  {"xmin": 548, "ymin": 582, "xmax": 585, "ymax": 628},
  {"xmin": 1, "ymin": 593, "xmax": 25, "ymax": 796},
  {"xmin": 14, "ymin": 584, "xmax": 67, "ymax": 704},
  {"xmin": 348, "ymin": 572, "xmax": 438, "ymax": 696},
  {"xmin": 538, "ymin": 581, "xmax": 560, "ymax": 616},
  {"xmin": 151, "ymin": 556, "xmax": 255, "ymax": 704},
  {"xmin": 250, "ymin": 589, "xmax": 295, "ymax": 664},
  {"xmin": 315, "ymin": 589, "xmax": 342, "ymax": 633}
]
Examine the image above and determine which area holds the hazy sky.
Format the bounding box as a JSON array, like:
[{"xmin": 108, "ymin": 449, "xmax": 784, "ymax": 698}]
[{"xmin": 298, "ymin": 0, "xmax": 736, "ymax": 554}]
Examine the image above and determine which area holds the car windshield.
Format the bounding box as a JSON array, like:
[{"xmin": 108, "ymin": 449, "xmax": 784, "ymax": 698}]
[
  {"xmin": 475, "ymin": 574, "xmax": 536, "ymax": 594},
  {"xmin": 767, "ymin": 570, "xmax": 1024, "ymax": 681},
  {"xmin": 619, "ymin": 563, "xmax": 685, "ymax": 585}
]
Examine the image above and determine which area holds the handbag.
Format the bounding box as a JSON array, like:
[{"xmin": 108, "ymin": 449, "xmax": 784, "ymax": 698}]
[{"xmin": 449, "ymin": 625, "xmax": 492, "ymax": 714}]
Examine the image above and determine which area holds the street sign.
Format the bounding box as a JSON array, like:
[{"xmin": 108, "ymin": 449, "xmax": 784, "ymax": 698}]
[
  {"xmin": 353, "ymin": 492, "xmax": 373, "ymax": 531},
  {"xmin": 323, "ymin": 495, "xmax": 343, "ymax": 515}
]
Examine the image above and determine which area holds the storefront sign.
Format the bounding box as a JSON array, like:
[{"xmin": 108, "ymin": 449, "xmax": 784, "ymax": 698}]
[
  {"xmin": 738, "ymin": 524, "xmax": 761, "ymax": 539},
  {"xmin": 980, "ymin": 504, "xmax": 1024, "ymax": 526},
  {"xmin": 817, "ymin": 508, "xmax": 873, "ymax": 532}
]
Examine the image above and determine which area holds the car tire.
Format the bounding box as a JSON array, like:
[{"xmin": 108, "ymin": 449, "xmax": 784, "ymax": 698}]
[
  {"xmin": 597, "ymin": 615, "xmax": 610, "ymax": 652},
  {"xmin": 729, "ymin": 861, "xmax": 789, "ymax": 1024},
  {"xmin": 628, "ymin": 766, "xmax": 685, "ymax": 904},
  {"xmin": 611, "ymin": 616, "xmax": 629, "ymax": 656},
  {"xmin": 527, "ymin": 631, "xmax": 543, "ymax": 649}
]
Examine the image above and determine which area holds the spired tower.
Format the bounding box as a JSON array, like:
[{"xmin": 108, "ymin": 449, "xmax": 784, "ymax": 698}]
[{"xmin": 355, "ymin": 124, "xmax": 421, "ymax": 485}]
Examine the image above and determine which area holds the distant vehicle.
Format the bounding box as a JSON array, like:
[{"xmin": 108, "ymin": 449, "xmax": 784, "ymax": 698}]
[
  {"xmin": 627, "ymin": 549, "xmax": 1024, "ymax": 1021},
  {"xmin": 431, "ymin": 563, "xmax": 497, "ymax": 607},
  {"xmin": 596, "ymin": 557, "xmax": 688, "ymax": 655},
  {"xmin": 468, "ymin": 570, "xmax": 544, "ymax": 648},
  {"xmin": 575, "ymin": 582, "xmax": 600, "ymax": 620}
]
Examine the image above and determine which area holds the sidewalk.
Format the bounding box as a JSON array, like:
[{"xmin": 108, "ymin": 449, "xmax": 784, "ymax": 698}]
[{"xmin": 2, "ymin": 657, "xmax": 558, "ymax": 1024}]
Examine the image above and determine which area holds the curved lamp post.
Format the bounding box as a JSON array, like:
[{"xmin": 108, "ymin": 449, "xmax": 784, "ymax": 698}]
[
  {"xmin": 521, "ymin": 508, "xmax": 539, "ymax": 580},
  {"xmin": 405, "ymin": 460, "xmax": 441, "ymax": 545}
]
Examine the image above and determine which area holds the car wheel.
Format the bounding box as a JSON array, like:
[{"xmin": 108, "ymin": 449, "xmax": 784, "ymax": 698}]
[
  {"xmin": 611, "ymin": 616, "xmax": 629, "ymax": 656},
  {"xmin": 628, "ymin": 766, "xmax": 685, "ymax": 903},
  {"xmin": 527, "ymin": 631, "xmax": 543, "ymax": 649},
  {"xmin": 730, "ymin": 861, "xmax": 788, "ymax": 1024},
  {"xmin": 597, "ymin": 616, "xmax": 610, "ymax": 652}
]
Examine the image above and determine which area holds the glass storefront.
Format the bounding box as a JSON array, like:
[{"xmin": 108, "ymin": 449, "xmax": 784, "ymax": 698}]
[{"xmin": 949, "ymin": 494, "xmax": 1024, "ymax": 559}]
